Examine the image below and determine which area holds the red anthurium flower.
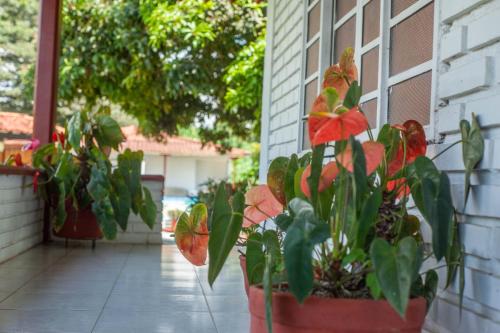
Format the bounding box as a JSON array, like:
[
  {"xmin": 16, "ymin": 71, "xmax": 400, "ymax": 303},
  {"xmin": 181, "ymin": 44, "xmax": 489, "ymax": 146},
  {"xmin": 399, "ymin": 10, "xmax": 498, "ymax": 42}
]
[
  {"xmin": 243, "ymin": 185, "xmax": 283, "ymax": 228},
  {"xmin": 388, "ymin": 120, "xmax": 427, "ymax": 176},
  {"xmin": 14, "ymin": 153, "xmax": 23, "ymax": 167},
  {"xmin": 52, "ymin": 132, "xmax": 58, "ymax": 142},
  {"xmin": 387, "ymin": 178, "xmax": 410, "ymax": 199},
  {"xmin": 174, "ymin": 204, "xmax": 209, "ymax": 266},
  {"xmin": 58, "ymin": 132, "xmax": 65, "ymax": 147},
  {"xmin": 300, "ymin": 161, "xmax": 339, "ymax": 198},
  {"xmin": 322, "ymin": 47, "xmax": 358, "ymax": 100},
  {"xmin": 336, "ymin": 141, "xmax": 385, "ymax": 175},
  {"xmin": 33, "ymin": 171, "xmax": 40, "ymax": 193},
  {"xmin": 308, "ymin": 89, "xmax": 368, "ymax": 146}
]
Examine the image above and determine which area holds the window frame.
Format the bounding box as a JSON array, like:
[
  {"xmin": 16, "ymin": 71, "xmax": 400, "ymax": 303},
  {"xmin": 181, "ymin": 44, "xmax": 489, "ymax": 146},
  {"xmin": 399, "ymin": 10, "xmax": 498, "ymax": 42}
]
[{"xmin": 299, "ymin": 0, "xmax": 439, "ymax": 152}]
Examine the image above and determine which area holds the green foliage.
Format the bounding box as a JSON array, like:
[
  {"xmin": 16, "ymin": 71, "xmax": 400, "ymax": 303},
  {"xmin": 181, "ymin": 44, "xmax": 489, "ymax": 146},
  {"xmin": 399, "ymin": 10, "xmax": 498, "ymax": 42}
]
[
  {"xmin": 0, "ymin": 0, "xmax": 38, "ymax": 113},
  {"xmin": 267, "ymin": 157, "xmax": 289, "ymax": 205},
  {"xmin": 208, "ymin": 187, "xmax": 245, "ymax": 287},
  {"xmin": 31, "ymin": 0, "xmax": 266, "ymax": 151},
  {"xmin": 32, "ymin": 107, "xmax": 156, "ymax": 240},
  {"xmin": 460, "ymin": 113, "xmax": 484, "ymax": 207},
  {"xmin": 370, "ymin": 237, "xmax": 420, "ymax": 317}
]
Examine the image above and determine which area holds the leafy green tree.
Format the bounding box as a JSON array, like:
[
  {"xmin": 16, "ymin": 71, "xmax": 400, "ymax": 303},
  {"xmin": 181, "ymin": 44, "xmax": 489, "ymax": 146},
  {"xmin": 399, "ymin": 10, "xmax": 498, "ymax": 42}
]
[
  {"xmin": 0, "ymin": 0, "xmax": 38, "ymax": 113},
  {"xmin": 55, "ymin": 0, "xmax": 265, "ymax": 150}
]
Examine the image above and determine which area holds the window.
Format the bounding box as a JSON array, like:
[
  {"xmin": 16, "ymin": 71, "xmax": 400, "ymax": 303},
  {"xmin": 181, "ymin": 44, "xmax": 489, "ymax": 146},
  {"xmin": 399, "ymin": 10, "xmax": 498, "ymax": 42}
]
[{"xmin": 300, "ymin": 0, "xmax": 435, "ymax": 150}]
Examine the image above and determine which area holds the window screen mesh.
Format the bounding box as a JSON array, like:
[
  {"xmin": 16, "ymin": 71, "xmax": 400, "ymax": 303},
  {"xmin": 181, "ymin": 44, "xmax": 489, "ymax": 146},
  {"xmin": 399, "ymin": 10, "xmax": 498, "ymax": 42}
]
[
  {"xmin": 306, "ymin": 41, "xmax": 320, "ymax": 78},
  {"xmin": 302, "ymin": 79, "xmax": 318, "ymax": 149},
  {"xmin": 388, "ymin": 71, "xmax": 431, "ymax": 125},
  {"xmin": 361, "ymin": 46, "xmax": 379, "ymax": 94},
  {"xmin": 304, "ymin": 78, "xmax": 318, "ymax": 116},
  {"xmin": 334, "ymin": 16, "xmax": 356, "ymax": 63},
  {"xmin": 336, "ymin": 0, "xmax": 356, "ymax": 22},
  {"xmin": 391, "ymin": 0, "xmax": 419, "ymax": 17},
  {"xmin": 361, "ymin": 98, "xmax": 378, "ymax": 129},
  {"xmin": 390, "ymin": 3, "xmax": 434, "ymax": 76},
  {"xmin": 308, "ymin": 3, "xmax": 321, "ymax": 41},
  {"xmin": 363, "ymin": 0, "xmax": 380, "ymax": 46}
]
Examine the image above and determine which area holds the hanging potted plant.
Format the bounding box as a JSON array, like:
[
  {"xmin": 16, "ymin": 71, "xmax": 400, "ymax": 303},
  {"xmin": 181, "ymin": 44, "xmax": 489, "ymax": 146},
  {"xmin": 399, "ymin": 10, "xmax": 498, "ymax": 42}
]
[
  {"xmin": 173, "ymin": 48, "xmax": 484, "ymax": 333},
  {"xmin": 32, "ymin": 107, "xmax": 157, "ymax": 242}
]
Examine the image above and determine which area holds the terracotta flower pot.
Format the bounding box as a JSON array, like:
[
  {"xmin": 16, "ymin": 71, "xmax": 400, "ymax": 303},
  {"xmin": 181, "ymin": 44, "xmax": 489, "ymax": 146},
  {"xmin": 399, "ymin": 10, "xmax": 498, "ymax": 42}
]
[
  {"xmin": 249, "ymin": 286, "xmax": 426, "ymax": 333},
  {"xmin": 53, "ymin": 202, "xmax": 103, "ymax": 240},
  {"xmin": 239, "ymin": 255, "xmax": 249, "ymax": 296}
]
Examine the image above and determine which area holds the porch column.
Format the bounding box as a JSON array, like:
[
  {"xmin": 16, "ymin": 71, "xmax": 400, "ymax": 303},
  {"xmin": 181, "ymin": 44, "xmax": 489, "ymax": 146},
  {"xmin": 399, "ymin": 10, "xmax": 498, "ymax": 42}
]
[
  {"xmin": 32, "ymin": 0, "xmax": 62, "ymax": 145},
  {"xmin": 32, "ymin": 0, "xmax": 62, "ymax": 243}
]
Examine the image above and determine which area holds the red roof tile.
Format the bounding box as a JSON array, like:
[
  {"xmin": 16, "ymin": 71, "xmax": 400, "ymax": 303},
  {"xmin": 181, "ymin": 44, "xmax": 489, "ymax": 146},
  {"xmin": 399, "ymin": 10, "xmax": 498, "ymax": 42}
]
[
  {"xmin": 120, "ymin": 126, "xmax": 248, "ymax": 158},
  {"xmin": 0, "ymin": 112, "xmax": 248, "ymax": 158},
  {"xmin": 0, "ymin": 112, "xmax": 35, "ymax": 136}
]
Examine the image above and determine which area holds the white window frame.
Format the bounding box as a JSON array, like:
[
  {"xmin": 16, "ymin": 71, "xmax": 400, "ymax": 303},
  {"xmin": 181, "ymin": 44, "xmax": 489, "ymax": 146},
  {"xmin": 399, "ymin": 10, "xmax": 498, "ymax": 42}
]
[{"xmin": 299, "ymin": 0, "xmax": 438, "ymax": 151}]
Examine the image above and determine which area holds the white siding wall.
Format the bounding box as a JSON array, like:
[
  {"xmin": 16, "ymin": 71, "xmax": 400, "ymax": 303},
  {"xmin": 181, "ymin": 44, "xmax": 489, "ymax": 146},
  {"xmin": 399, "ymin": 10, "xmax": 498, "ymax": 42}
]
[
  {"xmin": 0, "ymin": 173, "xmax": 43, "ymax": 263},
  {"xmin": 260, "ymin": 0, "xmax": 304, "ymax": 181},
  {"xmin": 143, "ymin": 154, "xmax": 165, "ymax": 176},
  {"xmin": 195, "ymin": 158, "xmax": 229, "ymax": 187},
  {"xmin": 261, "ymin": 0, "xmax": 500, "ymax": 331},
  {"xmin": 426, "ymin": 0, "xmax": 500, "ymax": 331},
  {"xmin": 164, "ymin": 157, "xmax": 197, "ymax": 194}
]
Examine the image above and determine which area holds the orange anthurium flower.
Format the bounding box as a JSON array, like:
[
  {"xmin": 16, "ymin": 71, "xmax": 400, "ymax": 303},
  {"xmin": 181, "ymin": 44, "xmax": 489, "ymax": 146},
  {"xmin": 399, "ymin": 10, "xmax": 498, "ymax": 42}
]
[
  {"xmin": 243, "ymin": 185, "xmax": 283, "ymax": 228},
  {"xmin": 336, "ymin": 141, "xmax": 385, "ymax": 175},
  {"xmin": 322, "ymin": 47, "xmax": 358, "ymax": 100},
  {"xmin": 174, "ymin": 204, "xmax": 209, "ymax": 266},
  {"xmin": 300, "ymin": 161, "xmax": 339, "ymax": 198},
  {"xmin": 308, "ymin": 88, "xmax": 368, "ymax": 146},
  {"xmin": 387, "ymin": 178, "xmax": 410, "ymax": 199},
  {"xmin": 388, "ymin": 120, "xmax": 427, "ymax": 176}
]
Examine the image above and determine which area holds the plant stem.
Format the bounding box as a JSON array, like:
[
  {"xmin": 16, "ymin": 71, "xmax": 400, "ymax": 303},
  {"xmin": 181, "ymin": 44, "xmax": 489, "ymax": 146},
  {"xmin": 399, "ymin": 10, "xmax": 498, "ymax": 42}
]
[{"xmin": 431, "ymin": 140, "xmax": 463, "ymax": 161}]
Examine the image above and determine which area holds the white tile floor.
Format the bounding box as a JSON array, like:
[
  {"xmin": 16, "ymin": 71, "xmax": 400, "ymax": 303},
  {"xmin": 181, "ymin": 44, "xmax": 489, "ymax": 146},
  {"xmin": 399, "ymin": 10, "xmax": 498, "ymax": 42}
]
[{"xmin": 0, "ymin": 241, "xmax": 250, "ymax": 333}]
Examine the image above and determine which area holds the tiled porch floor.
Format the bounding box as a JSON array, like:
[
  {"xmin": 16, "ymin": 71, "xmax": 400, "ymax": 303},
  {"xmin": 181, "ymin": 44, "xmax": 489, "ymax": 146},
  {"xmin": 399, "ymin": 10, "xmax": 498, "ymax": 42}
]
[{"xmin": 0, "ymin": 241, "xmax": 249, "ymax": 333}]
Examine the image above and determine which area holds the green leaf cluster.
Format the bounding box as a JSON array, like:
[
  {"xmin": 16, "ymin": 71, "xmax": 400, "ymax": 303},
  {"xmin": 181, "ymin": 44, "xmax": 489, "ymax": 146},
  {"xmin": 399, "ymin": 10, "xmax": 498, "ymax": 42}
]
[{"xmin": 32, "ymin": 107, "xmax": 157, "ymax": 240}]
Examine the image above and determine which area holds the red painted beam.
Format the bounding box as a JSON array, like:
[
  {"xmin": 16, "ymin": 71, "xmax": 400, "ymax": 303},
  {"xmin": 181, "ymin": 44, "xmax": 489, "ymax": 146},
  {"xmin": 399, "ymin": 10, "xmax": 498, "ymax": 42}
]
[
  {"xmin": 32, "ymin": 0, "xmax": 62, "ymax": 243},
  {"xmin": 32, "ymin": 0, "xmax": 62, "ymax": 146}
]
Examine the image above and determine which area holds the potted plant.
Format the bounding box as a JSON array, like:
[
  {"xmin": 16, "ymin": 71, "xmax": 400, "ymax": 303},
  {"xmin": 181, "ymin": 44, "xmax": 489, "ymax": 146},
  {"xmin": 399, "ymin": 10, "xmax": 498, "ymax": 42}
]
[
  {"xmin": 174, "ymin": 48, "xmax": 484, "ymax": 333},
  {"xmin": 32, "ymin": 107, "xmax": 157, "ymax": 242}
]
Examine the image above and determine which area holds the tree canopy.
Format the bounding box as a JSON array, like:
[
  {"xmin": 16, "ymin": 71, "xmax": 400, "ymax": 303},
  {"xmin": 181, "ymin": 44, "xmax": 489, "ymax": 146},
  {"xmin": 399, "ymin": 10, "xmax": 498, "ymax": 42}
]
[
  {"xmin": 0, "ymin": 0, "xmax": 38, "ymax": 113},
  {"xmin": 55, "ymin": 0, "xmax": 266, "ymax": 150}
]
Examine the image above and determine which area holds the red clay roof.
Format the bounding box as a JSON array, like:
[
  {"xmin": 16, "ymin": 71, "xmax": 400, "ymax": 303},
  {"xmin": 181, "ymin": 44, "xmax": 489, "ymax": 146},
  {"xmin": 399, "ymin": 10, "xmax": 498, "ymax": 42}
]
[
  {"xmin": 0, "ymin": 112, "xmax": 36, "ymax": 136},
  {"xmin": 0, "ymin": 112, "xmax": 247, "ymax": 158},
  {"xmin": 120, "ymin": 126, "xmax": 247, "ymax": 158}
]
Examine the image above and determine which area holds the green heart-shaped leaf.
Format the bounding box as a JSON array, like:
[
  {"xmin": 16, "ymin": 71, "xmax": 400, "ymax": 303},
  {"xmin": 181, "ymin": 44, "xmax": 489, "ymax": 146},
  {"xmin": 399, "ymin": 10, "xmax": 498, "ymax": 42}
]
[{"xmin": 370, "ymin": 237, "xmax": 419, "ymax": 317}]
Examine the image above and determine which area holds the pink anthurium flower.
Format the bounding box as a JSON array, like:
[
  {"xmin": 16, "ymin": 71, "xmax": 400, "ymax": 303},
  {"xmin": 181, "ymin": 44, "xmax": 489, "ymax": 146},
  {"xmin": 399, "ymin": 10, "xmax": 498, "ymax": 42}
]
[
  {"xmin": 22, "ymin": 138, "xmax": 40, "ymax": 151},
  {"xmin": 300, "ymin": 161, "xmax": 339, "ymax": 198},
  {"xmin": 243, "ymin": 185, "xmax": 283, "ymax": 228},
  {"xmin": 336, "ymin": 141, "xmax": 385, "ymax": 175}
]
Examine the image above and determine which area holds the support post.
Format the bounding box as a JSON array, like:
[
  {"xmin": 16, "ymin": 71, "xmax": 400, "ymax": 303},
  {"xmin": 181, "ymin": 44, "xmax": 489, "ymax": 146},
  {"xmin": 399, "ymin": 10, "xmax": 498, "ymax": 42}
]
[{"xmin": 32, "ymin": 0, "xmax": 62, "ymax": 243}]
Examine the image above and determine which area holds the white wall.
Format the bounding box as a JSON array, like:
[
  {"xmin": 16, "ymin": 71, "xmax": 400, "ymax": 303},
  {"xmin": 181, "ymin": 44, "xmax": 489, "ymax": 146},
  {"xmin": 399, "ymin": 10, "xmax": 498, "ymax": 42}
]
[
  {"xmin": 195, "ymin": 158, "xmax": 229, "ymax": 187},
  {"xmin": 259, "ymin": 0, "xmax": 304, "ymax": 182},
  {"xmin": 143, "ymin": 154, "xmax": 165, "ymax": 175},
  {"xmin": 425, "ymin": 0, "xmax": 500, "ymax": 331},
  {"xmin": 0, "ymin": 173, "xmax": 43, "ymax": 263},
  {"xmin": 164, "ymin": 157, "xmax": 198, "ymax": 194}
]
